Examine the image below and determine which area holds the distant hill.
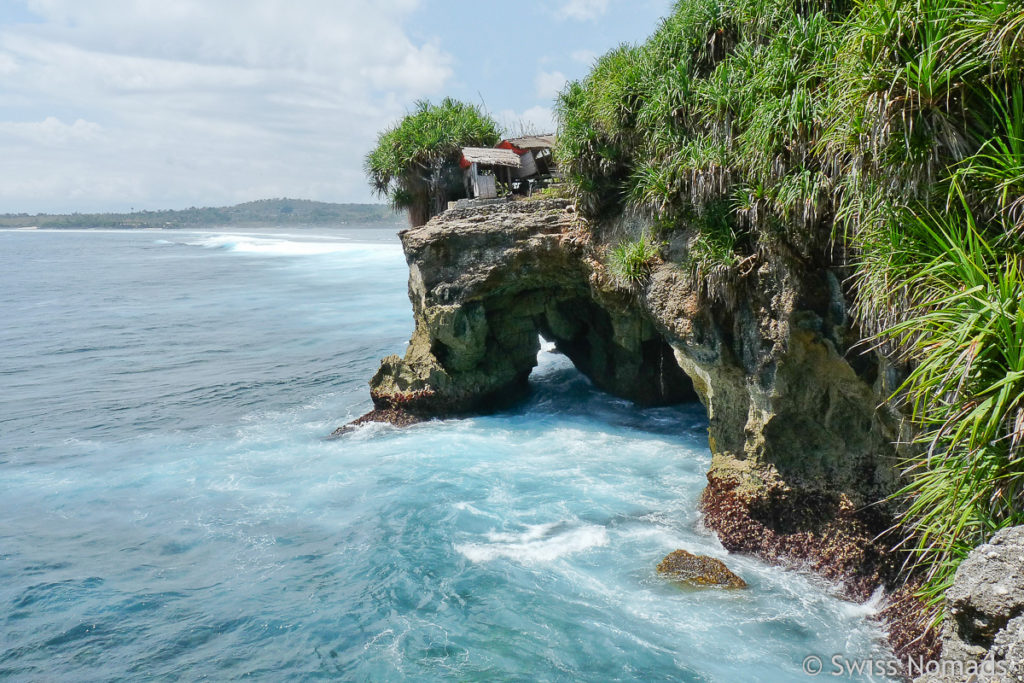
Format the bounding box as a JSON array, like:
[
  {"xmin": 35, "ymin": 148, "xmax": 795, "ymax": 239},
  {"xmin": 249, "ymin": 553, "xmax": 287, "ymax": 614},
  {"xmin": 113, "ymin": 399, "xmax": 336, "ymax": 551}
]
[{"xmin": 0, "ymin": 199, "xmax": 404, "ymax": 229}]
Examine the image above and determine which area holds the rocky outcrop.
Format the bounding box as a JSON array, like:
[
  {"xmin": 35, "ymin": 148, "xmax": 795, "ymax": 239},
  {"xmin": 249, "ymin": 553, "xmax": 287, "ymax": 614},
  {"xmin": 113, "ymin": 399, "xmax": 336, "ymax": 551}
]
[
  {"xmin": 368, "ymin": 200, "xmax": 899, "ymax": 486},
  {"xmin": 356, "ymin": 197, "xmax": 929, "ymax": 655},
  {"xmin": 364, "ymin": 197, "xmax": 904, "ymax": 538},
  {"xmin": 368, "ymin": 199, "xmax": 696, "ymax": 417},
  {"xmin": 657, "ymin": 549, "xmax": 747, "ymax": 589},
  {"xmin": 639, "ymin": 245, "xmax": 907, "ymax": 602},
  {"xmin": 914, "ymin": 526, "xmax": 1024, "ymax": 682}
]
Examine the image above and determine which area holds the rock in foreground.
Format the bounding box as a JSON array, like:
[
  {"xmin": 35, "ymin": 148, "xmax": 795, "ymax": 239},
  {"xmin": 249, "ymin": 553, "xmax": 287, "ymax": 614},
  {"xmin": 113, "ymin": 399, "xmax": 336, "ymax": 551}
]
[
  {"xmin": 917, "ymin": 525, "xmax": 1024, "ymax": 682},
  {"xmin": 657, "ymin": 549, "xmax": 747, "ymax": 589}
]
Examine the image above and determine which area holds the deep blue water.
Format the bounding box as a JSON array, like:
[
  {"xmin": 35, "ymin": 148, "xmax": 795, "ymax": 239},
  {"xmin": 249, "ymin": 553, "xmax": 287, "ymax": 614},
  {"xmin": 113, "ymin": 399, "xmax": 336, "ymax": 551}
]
[{"xmin": 0, "ymin": 227, "xmax": 894, "ymax": 681}]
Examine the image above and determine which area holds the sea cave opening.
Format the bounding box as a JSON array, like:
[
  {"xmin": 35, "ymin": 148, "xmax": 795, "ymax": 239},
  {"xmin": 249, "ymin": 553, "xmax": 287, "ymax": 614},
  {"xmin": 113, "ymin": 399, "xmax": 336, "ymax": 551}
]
[{"xmin": 526, "ymin": 294, "xmax": 699, "ymax": 409}]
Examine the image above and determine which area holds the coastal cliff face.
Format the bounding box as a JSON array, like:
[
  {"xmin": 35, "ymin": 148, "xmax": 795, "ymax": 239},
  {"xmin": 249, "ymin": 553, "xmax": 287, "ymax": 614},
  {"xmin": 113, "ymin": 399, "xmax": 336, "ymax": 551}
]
[
  {"xmin": 364, "ymin": 196, "xmax": 1024, "ymax": 672},
  {"xmin": 368, "ymin": 199, "xmax": 909, "ymax": 601}
]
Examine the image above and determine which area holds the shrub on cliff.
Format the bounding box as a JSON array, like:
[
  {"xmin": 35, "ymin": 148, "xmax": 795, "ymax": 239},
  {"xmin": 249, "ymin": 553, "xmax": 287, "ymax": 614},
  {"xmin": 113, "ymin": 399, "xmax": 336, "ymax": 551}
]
[
  {"xmin": 555, "ymin": 0, "xmax": 847, "ymax": 261},
  {"xmin": 557, "ymin": 0, "xmax": 1024, "ymax": 623},
  {"xmin": 365, "ymin": 98, "xmax": 501, "ymax": 227},
  {"xmin": 608, "ymin": 234, "xmax": 663, "ymax": 284}
]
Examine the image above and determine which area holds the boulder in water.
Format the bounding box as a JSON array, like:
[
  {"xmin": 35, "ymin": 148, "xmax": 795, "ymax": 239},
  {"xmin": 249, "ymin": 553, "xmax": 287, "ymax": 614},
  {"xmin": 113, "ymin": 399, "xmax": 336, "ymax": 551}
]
[{"xmin": 657, "ymin": 549, "xmax": 747, "ymax": 589}]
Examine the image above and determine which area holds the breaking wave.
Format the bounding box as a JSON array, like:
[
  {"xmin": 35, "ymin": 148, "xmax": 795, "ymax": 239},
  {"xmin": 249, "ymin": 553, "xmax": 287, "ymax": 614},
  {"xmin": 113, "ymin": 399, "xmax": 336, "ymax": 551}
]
[{"xmin": 187, "ymin": 233, "xmax": 400, "ymax": 257}]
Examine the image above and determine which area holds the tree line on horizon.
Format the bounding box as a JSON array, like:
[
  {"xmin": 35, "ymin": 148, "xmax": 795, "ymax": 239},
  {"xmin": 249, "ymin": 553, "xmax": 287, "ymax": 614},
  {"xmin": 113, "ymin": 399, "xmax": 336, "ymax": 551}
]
[{"xmin": 0, "ymin": 198, "xmax": 404, "ymax": 229}]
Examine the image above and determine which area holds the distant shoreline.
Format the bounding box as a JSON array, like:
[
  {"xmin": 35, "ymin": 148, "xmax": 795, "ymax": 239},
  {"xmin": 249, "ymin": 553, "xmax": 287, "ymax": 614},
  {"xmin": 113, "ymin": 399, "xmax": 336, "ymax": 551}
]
[{"xmin": 0, "ymin": 198, "xmax": 405, "ymax": 230}]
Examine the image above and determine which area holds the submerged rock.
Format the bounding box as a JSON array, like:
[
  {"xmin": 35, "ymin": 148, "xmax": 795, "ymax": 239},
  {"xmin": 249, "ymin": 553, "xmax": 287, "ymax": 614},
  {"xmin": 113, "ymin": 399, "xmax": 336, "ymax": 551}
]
[
  {"xmin": 656, "ymin": 549, "xmax": 747, "ymax": 589},
  {"xmin": 328, "ymin": 406, "xmax": 425, "ymax": 438}
]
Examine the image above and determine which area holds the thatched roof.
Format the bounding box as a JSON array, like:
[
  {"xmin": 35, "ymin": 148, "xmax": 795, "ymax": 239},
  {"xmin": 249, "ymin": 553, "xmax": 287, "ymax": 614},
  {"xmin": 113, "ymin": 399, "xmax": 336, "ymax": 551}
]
[
  {"xmin": 461, "ymin": 147, "xmax": 522, "ymax": 168},
  {"xmin": 503, "ymin": 134, "xmax": 556, "ymax": 150}
]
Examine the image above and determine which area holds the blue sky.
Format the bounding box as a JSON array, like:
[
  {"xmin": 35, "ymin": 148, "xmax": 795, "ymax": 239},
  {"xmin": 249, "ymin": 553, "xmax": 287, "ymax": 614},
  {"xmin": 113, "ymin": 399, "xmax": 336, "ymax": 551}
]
[{"xmin": 0, "ymin": 0, "xmax": 672, "ymax": 213}]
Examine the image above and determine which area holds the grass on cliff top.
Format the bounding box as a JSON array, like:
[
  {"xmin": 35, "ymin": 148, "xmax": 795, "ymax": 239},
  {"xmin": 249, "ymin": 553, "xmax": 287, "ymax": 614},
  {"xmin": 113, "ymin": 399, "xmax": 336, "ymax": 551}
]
[{"xmin": 556, "ymin": 0, "xmax": 1024, "ymax": 624}]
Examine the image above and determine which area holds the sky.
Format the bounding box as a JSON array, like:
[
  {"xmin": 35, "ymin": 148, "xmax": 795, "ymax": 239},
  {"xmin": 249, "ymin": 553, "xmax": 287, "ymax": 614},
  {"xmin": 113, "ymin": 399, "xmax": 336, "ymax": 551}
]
[{"xmin": 0, "ymin": 0, "xmax": 673, "ymax": 213}]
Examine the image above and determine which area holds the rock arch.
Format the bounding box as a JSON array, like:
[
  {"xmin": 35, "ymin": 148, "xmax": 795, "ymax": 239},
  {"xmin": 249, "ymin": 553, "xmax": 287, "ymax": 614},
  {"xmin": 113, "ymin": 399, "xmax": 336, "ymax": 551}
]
[{"xmin": 368, "ymin": 200, "xmax": 696, "ymax": 416}]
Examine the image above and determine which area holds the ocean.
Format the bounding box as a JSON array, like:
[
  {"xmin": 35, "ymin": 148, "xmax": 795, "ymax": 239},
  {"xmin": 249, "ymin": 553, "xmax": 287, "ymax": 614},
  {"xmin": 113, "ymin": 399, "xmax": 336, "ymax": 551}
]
[{"xmin": 0, "ymin": 227, "xmax": 894, "ymax": 680}]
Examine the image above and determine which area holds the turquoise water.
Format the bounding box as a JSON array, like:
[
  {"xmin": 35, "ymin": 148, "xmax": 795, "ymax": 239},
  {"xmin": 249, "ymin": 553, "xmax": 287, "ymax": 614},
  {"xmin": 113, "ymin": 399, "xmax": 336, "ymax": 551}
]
[{"xmin": 0, "ymin": 227, "xmax": 893, "ymax": 680}]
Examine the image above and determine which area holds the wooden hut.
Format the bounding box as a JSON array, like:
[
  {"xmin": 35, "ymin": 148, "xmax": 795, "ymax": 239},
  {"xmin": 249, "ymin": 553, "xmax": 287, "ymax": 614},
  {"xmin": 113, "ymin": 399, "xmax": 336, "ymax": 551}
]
[
  {"xmin": 498, "ymin": 134, "xmax": 557, "ymax": 179},
  {"xmin": 460, "ymin": 147, "xmax": 522, "ymax": 199}
]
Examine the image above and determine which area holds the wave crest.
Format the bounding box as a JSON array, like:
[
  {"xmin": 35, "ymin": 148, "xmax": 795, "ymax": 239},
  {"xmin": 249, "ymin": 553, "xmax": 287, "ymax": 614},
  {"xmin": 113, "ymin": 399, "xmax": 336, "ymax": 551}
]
[{"xmin": 187, "ymin": 233, "xmax": 399, "ymax": 257}]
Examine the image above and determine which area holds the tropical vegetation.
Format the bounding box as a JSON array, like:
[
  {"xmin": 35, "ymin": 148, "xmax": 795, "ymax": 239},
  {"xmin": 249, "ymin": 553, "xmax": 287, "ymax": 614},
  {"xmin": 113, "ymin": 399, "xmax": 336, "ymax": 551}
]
[
  {"xmin": 608, "ymin": 234, "xmax": 663, "ymax": 284},
  {"xmin": 555, "ymin": 0, "xmax": 1024, "ymax": 622},
  {"xmin": 365, "ymin": 98, "xmax": 501, "ymax": 226}
]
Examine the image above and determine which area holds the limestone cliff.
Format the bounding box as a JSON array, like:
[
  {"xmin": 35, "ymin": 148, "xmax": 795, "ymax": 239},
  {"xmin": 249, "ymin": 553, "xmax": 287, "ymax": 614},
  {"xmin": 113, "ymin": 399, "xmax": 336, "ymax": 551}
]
[
  {"xmin": 370, "ymin": 200, "xmax": 899, "ymax": 515},
  {"xmin": 360, "ymin": 197, "xmax": 927, "ymax": 651}
]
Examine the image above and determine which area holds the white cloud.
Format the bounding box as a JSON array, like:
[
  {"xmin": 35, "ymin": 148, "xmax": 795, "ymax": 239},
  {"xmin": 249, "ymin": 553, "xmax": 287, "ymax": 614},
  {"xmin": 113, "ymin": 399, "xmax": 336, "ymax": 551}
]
[
  {"xmin": 0, "ymin": 0, "xmax": 453, "ymax": 212},
  {"xmin": 535, "ymin": 70, "xmax": 567, "ymax": 101},
  {"xmin": 0, "ymin": 52, "xmax": 16, "ymax": 74},
  {"xmin": 557, "ymin": 0, "xmax": 610, "ymax": 21}
]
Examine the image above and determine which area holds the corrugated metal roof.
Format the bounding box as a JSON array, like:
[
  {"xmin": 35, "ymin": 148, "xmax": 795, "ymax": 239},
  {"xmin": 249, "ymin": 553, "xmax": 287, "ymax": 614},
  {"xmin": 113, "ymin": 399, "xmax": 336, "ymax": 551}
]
[
  {"xmin": 503, "ymin": 134, "xmax": 556, "ymax": 150},
  {"xmin": 461, "ymin": 147, "xmax": 522, "ymax": 168}
]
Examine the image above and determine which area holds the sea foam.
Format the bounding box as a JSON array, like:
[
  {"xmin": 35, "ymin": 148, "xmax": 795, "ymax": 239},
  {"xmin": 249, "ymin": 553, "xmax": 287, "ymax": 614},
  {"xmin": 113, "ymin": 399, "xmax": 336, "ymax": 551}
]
[{"xmin": 455, "ymin": 523, "xmax": 610, "ymax": 564}]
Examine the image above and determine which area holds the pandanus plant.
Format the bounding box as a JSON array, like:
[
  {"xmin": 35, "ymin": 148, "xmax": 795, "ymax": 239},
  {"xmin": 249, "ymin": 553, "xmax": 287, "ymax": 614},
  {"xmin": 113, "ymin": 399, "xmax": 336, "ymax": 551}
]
[{"xmin": 365, "ymin": 98, "xmax": 501, "ymax": 227}]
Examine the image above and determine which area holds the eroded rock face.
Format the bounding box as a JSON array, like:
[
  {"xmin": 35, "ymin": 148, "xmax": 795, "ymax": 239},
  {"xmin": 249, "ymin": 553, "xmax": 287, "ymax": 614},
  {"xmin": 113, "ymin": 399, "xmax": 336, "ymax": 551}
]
[
  {"xmin": 639, "ymin": 256, "xmax": 902, "ymax": 508},
  {"xmin": 985, "ymin": 617, "xmax": 1024, "ymax": 681},
  {"xmin": 656, "ymin": 549, "xmax": 747, "ymax": 589}
]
